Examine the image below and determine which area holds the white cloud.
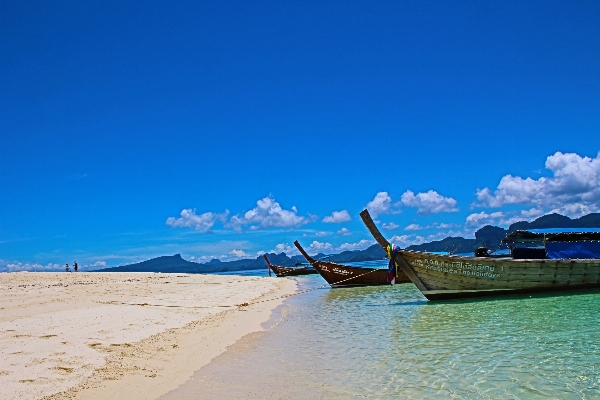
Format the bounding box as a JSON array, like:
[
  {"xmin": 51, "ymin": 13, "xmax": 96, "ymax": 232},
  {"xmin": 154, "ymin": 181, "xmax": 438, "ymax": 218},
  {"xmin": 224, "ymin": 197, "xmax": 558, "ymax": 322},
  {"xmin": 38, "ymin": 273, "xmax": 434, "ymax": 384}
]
[
  {"xmin": 270, "ymin": 243, "xmax": 300, "ymax": 256},
  {"xmin": 322, "ymin": 210, "xmax": 351, "ymax": 223},
  {"xmin": 404, "ymin": 223, "xmax": 424, "ymax": 231},
  {"xmin": 404, "ymin": 222, "xmax": 461, "ymax": 231},
  {"xmin": 315, "ymin": 231, "xmax": 331, "ymax": 237},
  {"xmin": 401, "ymin": 190, "xmax": 459, "ymax": 216},
  {"xmin": 465, "ymin": 208, "xmax": 545, "ymax": 229},
  {"xmin": 307, "ymin": 241, "xmax": 333, "ymax": 254},
  {"xmin": 336, "ymin": 227, "xmax": 352, "ymax": 236},
  {"xmin": 4, "ymin": 262, "xmax": 63, "ymax": 272},
  {"xmin": 228, "ymin": 196, "xmax": 307, "ymax": 232},
  {"xmin": 389, "ymin": 235, "xmax": 426, "ymax": 248},
  {"xmin": 474, "ymin": 152, "xmax": 600, "ymax": 213},
  {"xmin": 229, "ymin": 249, "xmax": 251, "ymax": 258},
  {"xmin": 550, "ymin": 203, "xmax": 598, "ymax": 218},
  {"xmin": 189, "ymin": 255, "xmax": 217, "ymax": 263},
  {"xmin": 83, "ymin": 261, "xmax": 107, "ymax": 270},
  {"xmin": 366, "ymin": 192, "xmax": 400, "ymax": 217},
  {"xmin": 337, "ymin": 239, "xmax": 374, "ymax": 251},
  {"xmin": 425, "ymin": 229, "xmax": 472, "ymax": 241},
  {"xmin": 382, "ymin": 222, "xmax": 399, "ymax": 230},
  {"xmin": 166, "ymin": 209, "xmax": 229, "ymax": 232},
  {"xmin": 436, "ymin": 223, "xmax": 460, "ymax": 229}
]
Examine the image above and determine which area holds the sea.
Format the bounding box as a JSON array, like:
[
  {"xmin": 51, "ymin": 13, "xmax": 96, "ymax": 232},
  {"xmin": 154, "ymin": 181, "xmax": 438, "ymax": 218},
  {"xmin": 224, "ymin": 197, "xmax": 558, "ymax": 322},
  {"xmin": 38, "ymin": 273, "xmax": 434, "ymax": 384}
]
[{"xmin": 164, "ymin": 264, "xmax": 600, "ymax": 399}]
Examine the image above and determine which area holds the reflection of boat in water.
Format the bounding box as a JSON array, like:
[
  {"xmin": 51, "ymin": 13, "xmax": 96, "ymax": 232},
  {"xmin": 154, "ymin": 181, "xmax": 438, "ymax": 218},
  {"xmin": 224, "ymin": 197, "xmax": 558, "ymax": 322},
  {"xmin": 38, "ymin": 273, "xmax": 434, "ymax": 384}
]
[
  {"xmin": 360, "ymin": 209, "xmax": 600, "ymax": 300},
  {"xmin": 263, "ymin": 254, "xmax": 319, "ymax": 277},
  {"xmin": 294, "ymin": 240, "xmax": 410, "ymax": 287}
]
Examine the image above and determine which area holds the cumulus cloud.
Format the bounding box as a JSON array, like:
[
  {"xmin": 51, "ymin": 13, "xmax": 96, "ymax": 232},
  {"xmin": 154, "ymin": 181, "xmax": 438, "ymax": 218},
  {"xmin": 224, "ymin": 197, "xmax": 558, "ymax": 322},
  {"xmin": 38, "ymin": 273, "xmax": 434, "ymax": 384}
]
[
  {"xmin": 4, "ymin": 262, "xmax": 63, "ymax": 272},
  {"xmin": 382, "ymin": 222, "xmax": 399, "ymax": 230},
  {"xmin": 322, "ymin": 210, "xmax": 351, "ymax": 223},
  {"xmin": 336, "ymin": 228, "xmax": 352, "ymax": 236},
  {"xmin": 315, "ymin": 231, "xmax": 331, "ymax": 237},
  {"xmin": 404, "ymin": 223, "xmax": 424, "ymax": 231},
  {"xmin": 474, "ymin": 152, "xmax": 600, "ymax": 214},
  {"xmin": 465, "ymin": 208, "xmax": 545, "ymax": 229},
  {"xmin": 189, "ymin": 255, "xmax": 216, "ymax": 263},
  {"xmin": 229, "ymin": 249, "xmax": 251, "ymax": 258},
  {"xmin": 436, "ymin": 223, "xmax": 460, "ymax": 229},
  {"xmin": 366, "ymin": 192, "xmax": 400, "ymax": 217},
  {"xmin": 401, "ymin": 190, "xmax": 459, "ymax": 216},
  {"xmin": 84, "ymin": 261, "xmax": 107, "ymax": 270},
  {"xmin": 308, "ymin": 241, "xmax": 334, "ymax": 254},
  {"xmin": 228, "ymin": 196, "xmax": 307, "ymax": 232},
  {"xmin": 389, "ymin": 235, "xmax": 426, "ymax": 248},
  {"xmin": 166, "ymin": 209, "xmax": 229, "ymax": 232},
  {"xmin": 270, "ymin": 243, "xmax": 300, "ymax": 256},
  {"xmin": 337, "ymin": 239, "xmax": 374, "ymax": 251}
]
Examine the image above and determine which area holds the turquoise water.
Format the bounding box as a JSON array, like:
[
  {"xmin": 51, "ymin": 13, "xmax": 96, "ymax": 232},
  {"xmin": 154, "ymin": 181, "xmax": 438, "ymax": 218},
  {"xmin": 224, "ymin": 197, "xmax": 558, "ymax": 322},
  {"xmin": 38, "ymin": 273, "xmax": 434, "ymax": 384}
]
[{"xmin": 165, "ymin": 275, "xmax": 600, "ymax": 399}]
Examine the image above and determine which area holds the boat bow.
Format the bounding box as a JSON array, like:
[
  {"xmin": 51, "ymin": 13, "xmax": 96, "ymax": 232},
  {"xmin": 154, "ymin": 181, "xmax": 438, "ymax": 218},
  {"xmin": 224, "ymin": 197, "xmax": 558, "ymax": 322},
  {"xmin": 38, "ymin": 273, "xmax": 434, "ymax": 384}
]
[{"xmin": 360, "ymin": 209, "xmax": 428, "ymax": 292}]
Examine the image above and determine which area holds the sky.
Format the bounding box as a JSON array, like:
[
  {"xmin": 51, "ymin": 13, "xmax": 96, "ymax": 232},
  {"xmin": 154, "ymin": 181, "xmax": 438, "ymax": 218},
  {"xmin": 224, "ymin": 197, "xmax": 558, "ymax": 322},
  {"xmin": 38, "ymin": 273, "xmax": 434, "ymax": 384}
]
[{"xmin": 1, "ymin": 1, "xmax": 599, "ymax": 271}]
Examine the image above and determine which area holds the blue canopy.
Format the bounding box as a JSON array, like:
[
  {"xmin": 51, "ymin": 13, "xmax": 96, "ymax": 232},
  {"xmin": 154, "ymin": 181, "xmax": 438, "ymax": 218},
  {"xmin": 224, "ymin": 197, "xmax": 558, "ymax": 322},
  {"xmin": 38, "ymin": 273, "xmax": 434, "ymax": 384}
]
[
  {"xmin": 502, "ymin": 229, "xmax": 600, "ymax": 244},
  {"xmin": 546, "ymin": 241, "xmax": 600, "ymax": 259}
]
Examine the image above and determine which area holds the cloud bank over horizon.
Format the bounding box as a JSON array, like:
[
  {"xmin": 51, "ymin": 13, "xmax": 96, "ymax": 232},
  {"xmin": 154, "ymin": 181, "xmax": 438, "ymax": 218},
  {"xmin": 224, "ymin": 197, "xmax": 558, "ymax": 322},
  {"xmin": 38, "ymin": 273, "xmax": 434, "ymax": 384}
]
[{"xmin": 14, "ymin": 151, "xmax": 598, "ymax": 269}]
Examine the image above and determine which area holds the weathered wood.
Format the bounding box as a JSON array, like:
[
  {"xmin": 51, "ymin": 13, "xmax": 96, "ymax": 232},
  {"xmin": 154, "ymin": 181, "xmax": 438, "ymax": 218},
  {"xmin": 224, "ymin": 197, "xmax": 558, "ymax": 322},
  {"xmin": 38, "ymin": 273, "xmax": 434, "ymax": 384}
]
[{"xmin": 360, "ymin": 209, "xmax": 600, "ymax": 300}]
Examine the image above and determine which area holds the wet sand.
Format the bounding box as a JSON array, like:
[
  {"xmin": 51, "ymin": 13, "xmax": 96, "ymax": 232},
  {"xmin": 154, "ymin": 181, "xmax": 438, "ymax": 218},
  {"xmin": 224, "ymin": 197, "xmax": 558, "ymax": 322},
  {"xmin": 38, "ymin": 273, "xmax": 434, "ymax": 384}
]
[{"xmin": 0, "ymin": 272, "xmax": 296, "ymax": 400}]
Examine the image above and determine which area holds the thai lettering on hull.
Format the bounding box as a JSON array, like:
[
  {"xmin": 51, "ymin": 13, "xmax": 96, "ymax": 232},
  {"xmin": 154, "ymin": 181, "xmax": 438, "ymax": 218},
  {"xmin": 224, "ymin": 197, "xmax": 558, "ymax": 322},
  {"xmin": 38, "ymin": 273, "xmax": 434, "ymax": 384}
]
[{"xmin": 412, "ymin": 258, "xmax": 501, "ymax": 279}]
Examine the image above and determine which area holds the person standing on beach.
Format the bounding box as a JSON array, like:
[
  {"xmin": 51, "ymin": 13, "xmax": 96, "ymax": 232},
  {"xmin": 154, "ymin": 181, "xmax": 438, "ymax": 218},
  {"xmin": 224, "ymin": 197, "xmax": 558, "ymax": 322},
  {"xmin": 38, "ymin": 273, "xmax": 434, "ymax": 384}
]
[
  {"xmin": 74, "ymin": 261, "xmax": 78, "ymax": 272},
  {"xmin": 65, "ymin": 263, "xmax": 70, "ymax": 272}
]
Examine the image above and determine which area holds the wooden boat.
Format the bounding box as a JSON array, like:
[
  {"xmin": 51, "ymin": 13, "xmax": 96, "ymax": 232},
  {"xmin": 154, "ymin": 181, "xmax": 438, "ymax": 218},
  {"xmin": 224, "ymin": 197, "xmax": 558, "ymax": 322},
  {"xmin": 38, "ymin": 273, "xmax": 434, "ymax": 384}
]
[
  {"xmin": 293, "ymin": 240, "xmax": 411, "ymax": 287},
  {"xmin": 263, "ymin": 254, "xmax": 319, "ymax": 277},
  {"xmin": 360, "ymin": 209, "xmax": 600, "ymax": 300}
]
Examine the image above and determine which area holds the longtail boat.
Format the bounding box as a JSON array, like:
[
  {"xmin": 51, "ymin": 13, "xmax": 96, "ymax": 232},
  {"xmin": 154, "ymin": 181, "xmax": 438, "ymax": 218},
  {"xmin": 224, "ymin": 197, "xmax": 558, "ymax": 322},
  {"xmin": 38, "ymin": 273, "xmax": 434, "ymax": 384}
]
[
  {"xmin": 294, "ymin": 240, "xmax": 410, "ymax": 287},
  {"xmin": 360, "ymin": 209, "xmax": 600, "ymax": 300},
  {"xmin": 263, "ymin": 254, "xmax": 319, "ymax": 277}
]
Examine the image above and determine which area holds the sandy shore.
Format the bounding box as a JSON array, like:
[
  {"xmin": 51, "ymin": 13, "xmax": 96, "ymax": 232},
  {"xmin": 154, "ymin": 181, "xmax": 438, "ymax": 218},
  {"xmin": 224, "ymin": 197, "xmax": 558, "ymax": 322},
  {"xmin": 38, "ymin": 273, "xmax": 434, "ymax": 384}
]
[{"xmin": 0, "ymin": 272, "xmax": 296, "ymax": 400}]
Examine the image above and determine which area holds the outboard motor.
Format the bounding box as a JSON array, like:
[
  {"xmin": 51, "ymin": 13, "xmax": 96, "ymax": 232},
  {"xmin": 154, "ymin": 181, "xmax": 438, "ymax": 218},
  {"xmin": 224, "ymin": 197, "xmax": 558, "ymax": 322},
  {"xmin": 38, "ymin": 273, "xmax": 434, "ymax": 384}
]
[{"xmin": 475, "ymin": 247, "xmax": 490, "ymax": 257}]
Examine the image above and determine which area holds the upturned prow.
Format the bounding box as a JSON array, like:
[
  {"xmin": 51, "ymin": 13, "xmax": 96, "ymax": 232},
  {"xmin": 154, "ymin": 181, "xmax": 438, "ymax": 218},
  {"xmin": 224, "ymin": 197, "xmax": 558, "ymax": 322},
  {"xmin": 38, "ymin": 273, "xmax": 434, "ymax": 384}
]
[
  {"xmin": 262, "ymin": 254, "xmax": 272, "ymax": 266},
  {"xmin": 359, "ymin": 209, "xmax": 391, "ymax": 249},
  {"xmin": 359, "ymin": 209, "xmax": 427, "ymax": 291},
  {"xmin": 293, "ymin": 240, "xmax": 316, "ymax": 263}
]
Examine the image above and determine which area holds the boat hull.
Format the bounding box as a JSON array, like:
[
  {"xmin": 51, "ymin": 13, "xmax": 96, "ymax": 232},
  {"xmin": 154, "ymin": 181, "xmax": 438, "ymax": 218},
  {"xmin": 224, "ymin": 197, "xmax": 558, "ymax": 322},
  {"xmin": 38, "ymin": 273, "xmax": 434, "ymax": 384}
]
[
  {"xmin": 359, "ymin": 209, "xmax": 600, "ymax": 300},
  {"xmin": 401, "ymin": 250, "xmax": 600, "ymax": 299},
  {"xmin": 311, "ymin": 260, "xmax": 410, "ymax": 287},
  {"xmin": 270, "ymin": 265, "xmax": 320, "ymax": 277}
]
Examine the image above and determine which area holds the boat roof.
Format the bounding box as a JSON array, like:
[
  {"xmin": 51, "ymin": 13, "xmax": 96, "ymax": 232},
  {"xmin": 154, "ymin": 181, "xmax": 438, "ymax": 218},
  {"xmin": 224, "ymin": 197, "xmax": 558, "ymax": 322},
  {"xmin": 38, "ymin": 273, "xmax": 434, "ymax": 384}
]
[{"xmin": 502, "ymin": 228, "xmax": 600, "ymax": 244}]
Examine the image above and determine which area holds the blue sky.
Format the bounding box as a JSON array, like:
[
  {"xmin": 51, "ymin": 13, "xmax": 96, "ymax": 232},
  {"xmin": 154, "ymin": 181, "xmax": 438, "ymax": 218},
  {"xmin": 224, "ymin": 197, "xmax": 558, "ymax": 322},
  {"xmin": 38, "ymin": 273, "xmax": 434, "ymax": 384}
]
[{"xmin": 1, "ymin": 1, "xmax": 599, "ymax": 271}]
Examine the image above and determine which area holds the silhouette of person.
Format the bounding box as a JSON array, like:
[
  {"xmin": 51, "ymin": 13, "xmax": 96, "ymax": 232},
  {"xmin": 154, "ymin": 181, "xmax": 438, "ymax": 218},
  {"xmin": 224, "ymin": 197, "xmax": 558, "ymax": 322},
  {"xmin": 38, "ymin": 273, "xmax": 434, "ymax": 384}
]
[
  {"xmin": 74, "ymin": 261, "xmax": 78, "ymax": 272},
  {"xmin": 65, "ymin": 263, "xmax": 70, "ymax": 272}
]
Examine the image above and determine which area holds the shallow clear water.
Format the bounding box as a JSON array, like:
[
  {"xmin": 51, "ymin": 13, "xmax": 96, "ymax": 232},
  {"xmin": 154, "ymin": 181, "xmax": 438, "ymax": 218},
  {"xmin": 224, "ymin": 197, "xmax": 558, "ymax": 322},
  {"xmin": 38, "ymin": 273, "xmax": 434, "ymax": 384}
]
[{"xmin": 165, "ymin": 275, "xmax": 600, "ymax": 399}]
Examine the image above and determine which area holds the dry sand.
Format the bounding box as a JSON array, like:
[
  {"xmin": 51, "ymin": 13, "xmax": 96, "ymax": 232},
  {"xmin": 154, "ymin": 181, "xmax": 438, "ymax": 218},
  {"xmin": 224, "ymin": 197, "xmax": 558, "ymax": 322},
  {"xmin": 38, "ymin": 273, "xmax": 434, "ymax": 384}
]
[{"xmin": 0, "ymin": 272, "xmax": 296, "ymax": 400}]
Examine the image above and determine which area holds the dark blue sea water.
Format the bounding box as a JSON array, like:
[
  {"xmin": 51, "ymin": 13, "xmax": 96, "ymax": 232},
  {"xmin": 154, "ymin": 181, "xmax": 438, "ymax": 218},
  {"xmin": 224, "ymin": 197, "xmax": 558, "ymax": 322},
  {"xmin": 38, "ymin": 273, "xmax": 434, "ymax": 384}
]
[{"xmin": 164, "ymin": 274, "xmax": 600, "ymax": 399}]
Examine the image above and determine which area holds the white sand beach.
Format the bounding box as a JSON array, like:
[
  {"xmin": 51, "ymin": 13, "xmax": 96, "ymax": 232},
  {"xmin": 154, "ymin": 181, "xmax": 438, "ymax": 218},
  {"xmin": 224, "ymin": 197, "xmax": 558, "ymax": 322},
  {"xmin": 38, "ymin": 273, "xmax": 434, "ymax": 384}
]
[{"xmin": 0, "ymin": 272, "xmax": 296, "ymax": 400}]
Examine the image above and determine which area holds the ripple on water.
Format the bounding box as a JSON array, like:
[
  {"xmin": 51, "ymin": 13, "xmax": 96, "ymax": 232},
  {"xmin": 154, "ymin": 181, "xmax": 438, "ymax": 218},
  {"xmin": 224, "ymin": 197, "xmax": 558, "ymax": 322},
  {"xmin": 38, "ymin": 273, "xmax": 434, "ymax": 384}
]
[{"xmin": 164, "ymin": 275, "xmax": 600, "ymax": 399}]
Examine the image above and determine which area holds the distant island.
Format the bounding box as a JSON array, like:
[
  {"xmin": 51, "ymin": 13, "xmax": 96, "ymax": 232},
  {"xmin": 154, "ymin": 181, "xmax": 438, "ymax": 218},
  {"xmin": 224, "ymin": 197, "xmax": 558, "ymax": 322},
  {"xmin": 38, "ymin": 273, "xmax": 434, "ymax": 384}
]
[
  {"xmin": 98, "ymin": 212, "xmax": 600, "ymax": 274},
  {"xmin": 406, "ymin": 212, "xmax": 600, "ymax": 253}
]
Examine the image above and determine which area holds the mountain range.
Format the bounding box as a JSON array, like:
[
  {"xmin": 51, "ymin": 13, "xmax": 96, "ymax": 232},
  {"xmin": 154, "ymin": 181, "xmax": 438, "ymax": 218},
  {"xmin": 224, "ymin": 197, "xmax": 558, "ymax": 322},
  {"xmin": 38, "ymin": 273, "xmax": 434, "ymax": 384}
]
[
  {"xmin": 406, "ymin": 213, "xmax": 600, "ymax": 253},
  {"xmin": 98, "ymin": 212, "xmax": 600, "ymax": 273}
]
